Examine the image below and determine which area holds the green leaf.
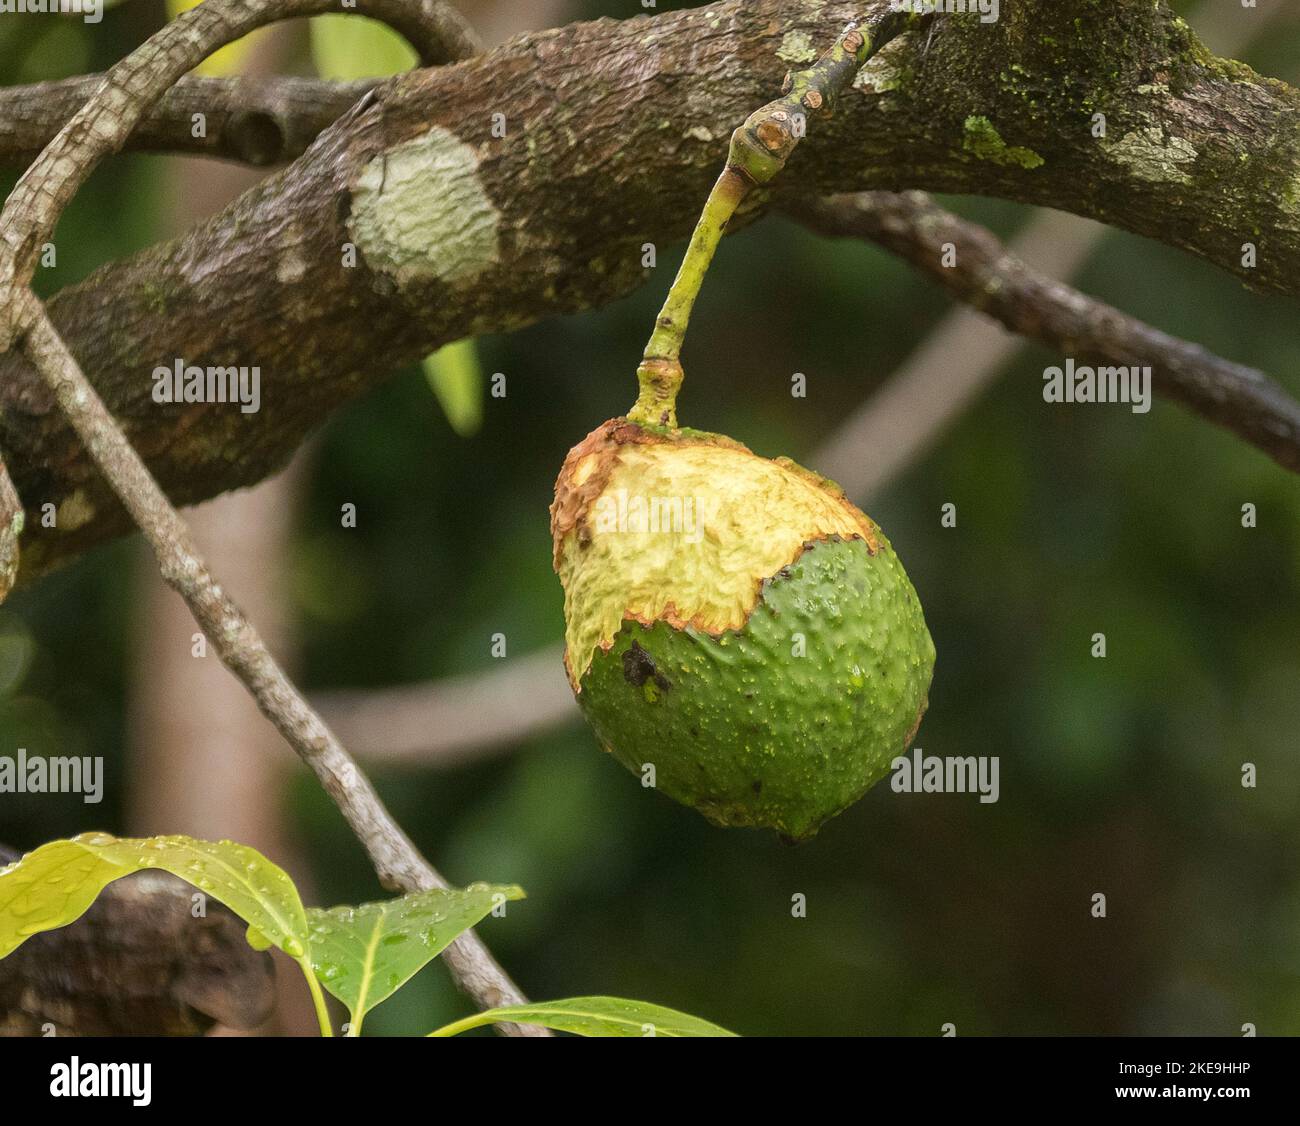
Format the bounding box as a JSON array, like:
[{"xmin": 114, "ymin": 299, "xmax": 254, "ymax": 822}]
[
  {"xmin": 0, "ymin": 833, "xmax": 310, "ymax": 961},
  {"xmin": 309, "ymin": 15, "xmax": 416, "ymax": 81},
  {"xmin": 422, "ymin": 339, "xmax": 485, "ymax": 437},
  {"xmin": 306, "ymin": 884, "xmax": 524, "ymax": 1029},
  {"xmin": 428, "ymin": 996, "xmax": 739, "ymax": 1038}
]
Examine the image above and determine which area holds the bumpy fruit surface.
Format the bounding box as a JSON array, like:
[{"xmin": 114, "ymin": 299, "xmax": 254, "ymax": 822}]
[{"xmin": 551, "ymin": 419, "xmax": 935, "ymax": 840}]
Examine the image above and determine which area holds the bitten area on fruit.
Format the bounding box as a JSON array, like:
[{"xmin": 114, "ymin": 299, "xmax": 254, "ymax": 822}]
[{"xmin": 550, "ymin": 419, "xmax": 880, "ymax": 688}]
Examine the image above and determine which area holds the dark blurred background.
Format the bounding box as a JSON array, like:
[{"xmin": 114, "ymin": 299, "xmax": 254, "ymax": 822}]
[{"xmin": 1, "ymin": 0, "xmax": 1297, "ymax": 1036}]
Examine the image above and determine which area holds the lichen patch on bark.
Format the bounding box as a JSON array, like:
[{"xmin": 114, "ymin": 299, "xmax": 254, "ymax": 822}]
[
  {"xmin": 777, "ymin": 29, "xmax": 817, "ymax": 65},
  {"xmin": 1108, "ymin": 126, "xmax": 1198, "ymax": 184},
  {"xmin": 854, "ymin": 42, "xmax": 906, "ymax": 94},
  {"xmin": 348, "ymin": 126, "xmax": 501, "ymax": 289}
]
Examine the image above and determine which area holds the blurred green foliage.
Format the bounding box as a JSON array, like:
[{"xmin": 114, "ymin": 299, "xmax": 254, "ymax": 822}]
[{"xmin": 0, "ymin": 1, "xmax": 1297, "ymax": 1036}]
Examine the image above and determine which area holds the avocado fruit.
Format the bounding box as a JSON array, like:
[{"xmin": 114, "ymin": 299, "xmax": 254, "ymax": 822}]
[{"xmin": 551, "ymin": 418, "xmax": 934, "ymax": 840}]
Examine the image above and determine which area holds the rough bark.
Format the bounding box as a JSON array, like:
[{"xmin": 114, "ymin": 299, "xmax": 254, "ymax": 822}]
[{"xmin": 3, "ymin": 0, "xmax": 1298, "ymax": 579}]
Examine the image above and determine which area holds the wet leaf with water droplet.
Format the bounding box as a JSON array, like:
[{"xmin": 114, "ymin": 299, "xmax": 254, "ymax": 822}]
[
  {"xmin": 305, "ymin": 884, "xmax": 524, "ymax": 1028},
  {"xmin": 0, "ymin": 833, "xmax": 310, "ymax": 964}
]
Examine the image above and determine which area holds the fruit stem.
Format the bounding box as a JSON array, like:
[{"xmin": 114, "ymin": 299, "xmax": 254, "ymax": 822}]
[
  {"xmin": 630, "ymin": 166, "xmax": 745, "ymax": 428},
  {"xmin": 630, "ymin": 9, "xmax": 923, "ymax": 429}
]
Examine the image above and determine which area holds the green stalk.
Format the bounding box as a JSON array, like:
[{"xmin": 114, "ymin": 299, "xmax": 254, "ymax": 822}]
[
  {"xmin": 298, "ymin": 958, "xmax": 335, "ymax": 1037},
  {"xmin": 426, "ymin": 1011, "xmax": 487, "ymax": 1037},
  {"xmin": 629, "ymin": 167, "xmax": 746, "ymax": 428},
  {"xmin": 629, "ymin": 9, "xmax": 923, "ymax": 429}
]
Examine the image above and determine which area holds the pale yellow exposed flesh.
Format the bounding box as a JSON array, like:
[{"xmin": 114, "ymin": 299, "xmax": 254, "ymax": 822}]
[{"xmin": 558, "ymin": 441, "xmax": 877, "ymax": 686}]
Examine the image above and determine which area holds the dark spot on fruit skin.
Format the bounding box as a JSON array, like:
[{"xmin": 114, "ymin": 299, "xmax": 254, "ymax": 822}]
[{"xmin": 622, "ymin": 641, "xmax": 671, "ymax": 693}]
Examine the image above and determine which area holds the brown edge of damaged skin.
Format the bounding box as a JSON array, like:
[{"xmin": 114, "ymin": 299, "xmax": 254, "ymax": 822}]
[{"xmin": 551, "ymin": 418, "xmax": 884, "ymax": 689}]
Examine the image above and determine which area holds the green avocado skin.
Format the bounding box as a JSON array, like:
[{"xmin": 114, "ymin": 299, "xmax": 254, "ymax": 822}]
[{"xmin": 575, "ymin": 536, "xmax": 935, "ymax": 840}]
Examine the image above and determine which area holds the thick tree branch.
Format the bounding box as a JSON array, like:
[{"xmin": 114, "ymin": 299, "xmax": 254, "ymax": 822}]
[
  {"xmin": 787, "ymin": 191, "xmax": 1300, "ymax": 473},
  {"xmin": 3, "ymin": 0, "xmax": 1299, "ymax": 578}
]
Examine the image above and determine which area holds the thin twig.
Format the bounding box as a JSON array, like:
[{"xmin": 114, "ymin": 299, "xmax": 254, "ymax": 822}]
[
  {"xmin": 790, "ymin": 192, "xmax": 1300, "ymax": 475},
  {"xmin": 0, "ymin": 459, "xmax": 20, "ymax": 603},
  {"xmin": 16, "ymin": 294, "xmax": 539, "ymax": 1029},
  {"xmin": 0, "ymin": 74, "xmax": 377, "ymax": 168},
  {"xmin": 797, "ymin": 0, "xmax": 1293, "ymax": 493},
  {"xmin": 0, "ymin": 0, "xmax": 537, "ymax": 1031},
  {"xmin": 0, "ymin": 0, "xmax": 484, "ymax": 169}
]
